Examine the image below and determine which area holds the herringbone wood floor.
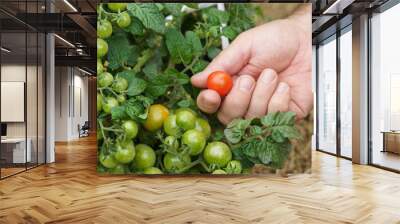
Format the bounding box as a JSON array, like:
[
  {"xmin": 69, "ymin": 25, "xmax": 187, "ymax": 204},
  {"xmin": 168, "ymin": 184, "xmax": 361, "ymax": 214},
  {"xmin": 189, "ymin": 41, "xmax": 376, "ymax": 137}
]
[{"xmin": 0, "ymin": 135, "xmax": 400, "ymax": 224}]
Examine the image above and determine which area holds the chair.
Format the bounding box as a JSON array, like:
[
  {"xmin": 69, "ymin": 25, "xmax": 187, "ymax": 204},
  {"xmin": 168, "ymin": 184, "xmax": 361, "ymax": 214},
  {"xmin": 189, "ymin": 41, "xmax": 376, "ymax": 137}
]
[{"xmin": 78, "ymin": 121, "xmax": 90, "ymax": 138}]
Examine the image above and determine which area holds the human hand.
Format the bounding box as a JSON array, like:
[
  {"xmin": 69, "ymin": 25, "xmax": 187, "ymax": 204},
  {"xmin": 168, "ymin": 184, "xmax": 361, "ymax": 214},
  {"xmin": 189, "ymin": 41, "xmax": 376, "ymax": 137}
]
[{"xmin": 191, "ymin": 5, "xmax": 313, "ymax": 125}]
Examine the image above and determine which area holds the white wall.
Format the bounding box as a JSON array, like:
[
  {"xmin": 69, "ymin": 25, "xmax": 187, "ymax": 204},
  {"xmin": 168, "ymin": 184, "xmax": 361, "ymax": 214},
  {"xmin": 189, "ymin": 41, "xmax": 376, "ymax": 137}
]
[{"xmin": 54, "ymin": 67, "xmax": 89, "ymax": 141}]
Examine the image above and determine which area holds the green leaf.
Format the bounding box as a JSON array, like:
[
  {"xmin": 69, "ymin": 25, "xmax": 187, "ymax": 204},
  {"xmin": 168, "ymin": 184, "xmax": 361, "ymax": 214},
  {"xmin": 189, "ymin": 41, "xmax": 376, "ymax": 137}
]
[
  {"xmin": 222, "ymin": 26, "xmax": 238, "ymax": 40},
  {"xmin": 275, "ymin": 111, "xmax": 296, "ymax": 126},
  {"xmin": 232, "ymin": 146, "xmax": 254, "ymax": 169},
  {"xmin": 146, "ymin": 85, "xmax": 168, "ymax": 98},
  {"xmin": 107, "ymin": 32, "xmax": 132, "ymax": 70},
  {"xmin": 207, "ymin": 47, "xmax": 221, "ymax": 60},
  {"xmin": 126, "ymin": 45, "xmax": 140, "ymax": 67},
  {"xmin": 192, "ymin": 59, "xmax": 209, "ymax": 74},
  {"xmin": 127, "ymin": 3, "xmax": 165, "ymax": 33},
  {"xmin": 224, "ymin": 119, "xmax": 251, "ymax": 144},
  {"xmin": 125, "ymin": 96, "xmax": 153, "ymax": 121},
  {"xmin": 165, "ymin": 28, "xmax": 192, "ymax": 64},
  {"xmin": 163, "ymin": 3, "xmax": 184, "ymax": 16},
  {"xmin": 127, "ymin": 77, "xmax": 147, "ymax": 96},
  {"xmin": 272, "ymin": 126, "xmax": 301, "ymax": 140},
  {"xmin": 111, "ymin": 105, "xmax": 127, "ymax": 120},
  {"xmin": 202, "ymin": 7, "xmax": 229, "ymax": 25},
  {"xmin": 185, "ymin": 31, "xmax": 203, "ymax": 56},
  {"xmin": 164, "ymin": 68, "xmax": 189, "ymax": 85},
  {"xmin": 124, "ymin": 16, "xmax": 145, "ymax": 36},
  {"xmin": 177, "ymin": 99, "xmax": 192, "ymax": 108},
  {"xmin": 249, "ymin": 126, "xmax": 263, "ymax": 136},
  {"xmin": 270, "ymin": 142, "xmax": 291, "ymax": 169},
  {"xmin": 116, "ymin": 70, "xmax": 147, "ymax": 96}
]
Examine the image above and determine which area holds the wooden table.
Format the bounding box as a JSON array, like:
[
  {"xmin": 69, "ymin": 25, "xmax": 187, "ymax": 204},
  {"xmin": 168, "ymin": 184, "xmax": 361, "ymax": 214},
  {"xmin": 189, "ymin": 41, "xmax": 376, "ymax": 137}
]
[{"xmin": 381, "ymin": 131, "xmax": 400, "ymax": 154}]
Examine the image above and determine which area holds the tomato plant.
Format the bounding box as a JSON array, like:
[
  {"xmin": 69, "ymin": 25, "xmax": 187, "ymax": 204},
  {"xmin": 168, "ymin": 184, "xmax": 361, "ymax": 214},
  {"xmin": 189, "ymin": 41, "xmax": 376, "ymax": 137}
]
[
  {"xmin": 207, "ymin": 71, "xmax": 233, "ymax": 97},
  {"xmin": 97, "ymin": 3, "xmax": 300, "ymax": 175}
]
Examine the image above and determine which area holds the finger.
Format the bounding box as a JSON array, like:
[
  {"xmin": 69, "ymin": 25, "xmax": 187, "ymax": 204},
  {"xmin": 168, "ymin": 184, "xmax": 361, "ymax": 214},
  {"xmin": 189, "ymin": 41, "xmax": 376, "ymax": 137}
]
[
  {"xmin": 196, "ymin": 89, "xmax": 221, "ymax": 114},
  {"xmin": 217, "ymin": 75, "xmax": 256, "ymax": 125},
  {"xmin": 191, "ymin": 33, "xmax": 251, "ymax": 88},
  {"xmin": 268, "ymin": 82, "xmax": 290, "ymax": 113},
  {"xmin": 245, "ymin": 69, "xmax": 278, "ymax": 119}
]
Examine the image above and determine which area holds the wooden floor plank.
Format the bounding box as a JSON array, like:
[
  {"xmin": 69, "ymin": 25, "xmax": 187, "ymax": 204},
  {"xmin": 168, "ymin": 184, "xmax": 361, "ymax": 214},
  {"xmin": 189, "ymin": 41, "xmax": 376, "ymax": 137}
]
[{"xmin": 0, "ymin": 135, "xmax": 399, "ymax": 224}]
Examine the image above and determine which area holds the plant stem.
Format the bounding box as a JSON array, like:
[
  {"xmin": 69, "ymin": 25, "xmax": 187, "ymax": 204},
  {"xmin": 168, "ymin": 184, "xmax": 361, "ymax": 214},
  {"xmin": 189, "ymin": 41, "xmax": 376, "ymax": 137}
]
[{"xmin": 133, "ymin": 49, "xmax": 153, "ymax": 73}]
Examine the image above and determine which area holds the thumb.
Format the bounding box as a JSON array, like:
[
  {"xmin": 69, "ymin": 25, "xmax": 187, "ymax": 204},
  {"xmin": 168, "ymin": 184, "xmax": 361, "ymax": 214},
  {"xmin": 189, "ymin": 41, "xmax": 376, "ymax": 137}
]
[{"xmin": 191, "ymin": 34, "xmax": 251, "ymax": 88}]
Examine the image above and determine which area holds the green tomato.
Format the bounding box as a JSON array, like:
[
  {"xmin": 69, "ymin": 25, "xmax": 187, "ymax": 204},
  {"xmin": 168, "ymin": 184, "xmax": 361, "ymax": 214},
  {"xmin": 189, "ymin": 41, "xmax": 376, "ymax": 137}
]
[
  {"xmin": 109, "ymin": 164, "xmax": 126, "ymax": 174},
  {"xmin": 164, "ymin": 136, "xmax": 179, "ymax": 150},
  {"xmin": 99, "ymin": 152, "xmax": 117, "ymax": 169},
  {"xmin": 97, "ymin": 38, "xmax": 108, "ymax": 58},
  {"xmin": 182, "ymin": 129, "xmax": 206, "ymax": 156},
  {"xmin": 112, "ymin": 77, "xmax": 128, "ymax": 93},
  {"xmin": 163, "ymin": 153, "xmax": 191, "ymax": 173},
  {"xmin": 97, "ymin": 93, "xmax": 103, "ymax": 113},
  {"xmin": 143, "ymin": 167, "xmax": 163, "ymax": 174},
  {"xmin": 97, "ymin": 59, "xmax": 104, "ymax": 74},
  {"xmin": 98, "ymin": 72, "xmax": 113, "ymax": 88},
  {"xmin": 97, "ymin": 20, "xmax": 112, "ymax": 39},
  {"xmin": 212, "ymin": 169, "xmax": 227, "ymax": 174},
  {"xmin": 102, "ymin": 96, "xmax": 119, "ymax": 114},
  {"xmin": 203, "ymin": 142, "xmax": 232, "ymax": 168},
  {"xmin": 163, "ymin": 115, "xmax": 181, "ymax": 136},
  {"xmin": 117, "ymin": 94, "xmax": 126, "ymax": 103},
  {"xmin": 132, "ymin": 144, "xmax": 156, "ymax": 170},
  {"xmin": 117, "ymin": 11, "xmax": 131, "ymax": 28},
  {"xmin": 194, "ymin": 118, "xmax": 211, "ymax": 138},
  {"xmin": 225, "ymin": 160, "xmax": 242, "ymax": 174},
  {"xmin": 107, "ymin": 3, "xmax": 127, "ymax": 12},
  {"xmin": 175, "ymin": 108, "xmax": 196, "ymax": 131},
  {"xmin": 122, "ymin": 120, "xmax": 139, "ymax": 139},
  {"xmin": 114, "ymin": 141, "xmax": 135, "ymax": 164}
]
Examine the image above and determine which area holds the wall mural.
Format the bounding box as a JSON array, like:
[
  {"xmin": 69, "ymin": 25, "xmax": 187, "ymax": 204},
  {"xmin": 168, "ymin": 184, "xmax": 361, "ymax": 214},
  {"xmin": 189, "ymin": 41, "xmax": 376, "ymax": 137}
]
[{"xmin": 97, "ymin": 3, "xmax": 313, "ymax": 175}]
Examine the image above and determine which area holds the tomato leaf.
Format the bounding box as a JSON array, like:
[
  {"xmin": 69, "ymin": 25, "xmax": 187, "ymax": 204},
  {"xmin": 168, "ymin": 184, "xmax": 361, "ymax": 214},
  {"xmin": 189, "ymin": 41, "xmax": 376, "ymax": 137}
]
[
  {"xmin": 107, "ymin": 32, "xmax": 133, "ymax": 70},
  {"xmin": 185, "ymin": 31, "xmax": 203, "ymax": 56},
  {"xmin": 165, "ymin": 28, "xmax": 192, "ymax": 64},
  {"xmin": 127, "ymin": 3, "xmax": 165, "ymax": 33}
]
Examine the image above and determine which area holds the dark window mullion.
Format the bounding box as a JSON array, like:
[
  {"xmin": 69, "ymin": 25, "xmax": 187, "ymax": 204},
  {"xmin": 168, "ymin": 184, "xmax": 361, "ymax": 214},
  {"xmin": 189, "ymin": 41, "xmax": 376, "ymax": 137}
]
[{"xmin": 336, "ymin": 27, "xmax": 341, "ymax": 157}]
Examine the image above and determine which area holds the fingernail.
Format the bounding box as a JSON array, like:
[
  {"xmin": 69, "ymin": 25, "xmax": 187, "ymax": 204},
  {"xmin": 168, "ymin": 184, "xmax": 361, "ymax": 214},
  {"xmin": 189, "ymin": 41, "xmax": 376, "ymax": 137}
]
[
  {"xmin": 276, "ymin": 82, "xmax": 288, "ymax": 94},
  {"xmin": 239, "ymin": 76, "xmax": 254, "ymax": 91},
  {"xmin": 260, "ymin": 70, "xmax": 276, "ymax": 84}
]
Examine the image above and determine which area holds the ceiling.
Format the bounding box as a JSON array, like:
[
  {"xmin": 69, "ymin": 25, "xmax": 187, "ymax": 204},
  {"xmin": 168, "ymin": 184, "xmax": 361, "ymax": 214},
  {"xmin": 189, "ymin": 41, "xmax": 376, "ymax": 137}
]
[{"xmin": 0, "ymin": 0, "xmax": 97, "ymax": 74}]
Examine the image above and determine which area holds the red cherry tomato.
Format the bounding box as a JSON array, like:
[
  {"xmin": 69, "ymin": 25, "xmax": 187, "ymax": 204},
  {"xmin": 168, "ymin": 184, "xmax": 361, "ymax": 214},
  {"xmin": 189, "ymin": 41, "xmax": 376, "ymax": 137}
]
[{"xmin": 207, "ymin": 71, "xmax": 233, "ymax": 97}]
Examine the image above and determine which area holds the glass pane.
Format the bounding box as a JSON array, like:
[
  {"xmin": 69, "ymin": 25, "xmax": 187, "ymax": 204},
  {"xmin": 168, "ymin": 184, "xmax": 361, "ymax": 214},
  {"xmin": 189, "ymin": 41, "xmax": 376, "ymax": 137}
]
[
  {"xmin": 38, "ymin": 33, "xmax": 45, "ymax": 165},
  {"xmin": 27, "ymin": 31, "xmax": 38, "ymax": 169},
  {"xmin": 317, "ymin": 37, "xmax": 337, "ymax": 154},
  {"xmin": 371, "ymin": 4, "xmax": 400, "ymax": 171},
  {"xmin": 1, "ymin": 30, "xmax": 27, "ymax": 177},
  {"xmin": 339, "ymin": 29, "xmax": 352, "ymax": 158}
]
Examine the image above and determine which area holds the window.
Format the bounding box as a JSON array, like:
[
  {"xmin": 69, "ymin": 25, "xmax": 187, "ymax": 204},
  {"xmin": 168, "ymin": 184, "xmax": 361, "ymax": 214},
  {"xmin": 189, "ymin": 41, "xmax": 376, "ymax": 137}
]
[
  {"xmin": 370, "ymin": 3, "xmax": 400, "ymax": 171},
  {"xmin": 339, "ymin": 28, "xmax": 352, "ymax": 158},
  {"xmin": 317, "ymin": 36, "xmax": 337, "ymax": 154}
]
